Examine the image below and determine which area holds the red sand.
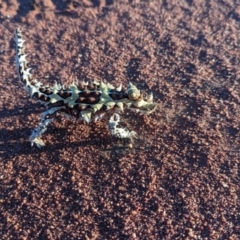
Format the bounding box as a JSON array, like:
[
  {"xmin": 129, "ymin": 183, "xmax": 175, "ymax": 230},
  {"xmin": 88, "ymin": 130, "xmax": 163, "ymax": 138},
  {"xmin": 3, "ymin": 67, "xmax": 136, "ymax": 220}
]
[{"xmin": 0, "ymin": 0, "xmax": 239, "ymax": 239}]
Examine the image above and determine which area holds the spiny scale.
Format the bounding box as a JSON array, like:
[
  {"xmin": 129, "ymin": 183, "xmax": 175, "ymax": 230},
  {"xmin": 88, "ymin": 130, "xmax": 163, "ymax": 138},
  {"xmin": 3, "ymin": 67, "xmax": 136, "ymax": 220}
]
[{"xmin": 15, "ymin": 28, "xmax": 158, "ymax": 147}]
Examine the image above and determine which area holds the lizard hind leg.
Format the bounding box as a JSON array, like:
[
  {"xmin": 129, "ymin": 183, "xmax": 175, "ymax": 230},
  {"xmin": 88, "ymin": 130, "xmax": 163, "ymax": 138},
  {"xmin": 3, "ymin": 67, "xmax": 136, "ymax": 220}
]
[
  {"xmin": 30, "ymin": 117, "xmax": 52, "ymax": 148},
  {"xmin": 30, "ymin": 106, "xmax": 65, "ymax": 148}
]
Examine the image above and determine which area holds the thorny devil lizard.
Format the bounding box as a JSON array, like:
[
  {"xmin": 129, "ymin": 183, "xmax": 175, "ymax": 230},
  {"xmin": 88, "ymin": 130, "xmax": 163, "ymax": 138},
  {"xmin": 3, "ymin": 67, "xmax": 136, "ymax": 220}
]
[{"xmin": 15, "ymin": 29, "xmax": 158, "ymax": 148}]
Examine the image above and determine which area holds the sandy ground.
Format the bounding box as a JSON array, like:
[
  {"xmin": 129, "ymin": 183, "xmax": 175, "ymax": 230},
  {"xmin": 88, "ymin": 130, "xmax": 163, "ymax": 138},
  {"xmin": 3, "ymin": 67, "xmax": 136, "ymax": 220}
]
[{"xmin": 0, "ymin": 0, "xmax": 239, "ymax": 239}]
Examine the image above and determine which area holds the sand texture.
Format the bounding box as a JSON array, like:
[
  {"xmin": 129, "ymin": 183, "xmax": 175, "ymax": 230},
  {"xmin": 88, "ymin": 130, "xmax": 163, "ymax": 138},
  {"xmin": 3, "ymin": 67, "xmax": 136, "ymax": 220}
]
[{"xmin": 0, "ymin": 0, "xmax": 239, "ymax": 239}]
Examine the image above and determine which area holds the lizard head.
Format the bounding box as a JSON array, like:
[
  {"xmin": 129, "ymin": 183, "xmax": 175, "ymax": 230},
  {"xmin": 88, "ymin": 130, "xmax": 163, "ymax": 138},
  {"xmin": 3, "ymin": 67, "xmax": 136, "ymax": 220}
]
[{"xmin": 126, "ymin": 82, "xmax": 158, "ymax": 114}]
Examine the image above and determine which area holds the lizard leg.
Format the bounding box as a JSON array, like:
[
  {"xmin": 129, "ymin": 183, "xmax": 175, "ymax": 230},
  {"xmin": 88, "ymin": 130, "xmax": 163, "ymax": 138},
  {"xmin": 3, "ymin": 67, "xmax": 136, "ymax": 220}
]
[
  {"xmin": 108, "ymin": 113, "xmax": 137, "ymax": 140},
  {"xmin": 30, "ymin": 117, "xmax": 52, "ymax": 148},
  {"xmin": 30, "ymin": 106, "xmax": 65, "ymax": 148}
]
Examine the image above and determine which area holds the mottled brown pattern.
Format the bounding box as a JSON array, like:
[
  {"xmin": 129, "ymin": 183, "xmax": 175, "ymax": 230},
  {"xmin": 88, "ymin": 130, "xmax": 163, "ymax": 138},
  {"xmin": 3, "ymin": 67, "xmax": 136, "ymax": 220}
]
[
  {"xmin": 0, "ymin": 0, "xmax": 239, "ymax": 239},
  {"xmin": 38, "ymin": 94, "xmax": 50, "ymax": 102},
  {"xmin": 39, "ymin": 87, "xmax": 53, "ymax": 95},
  {"xmin": 109, "ymin": 91, "xmax": 128, "ymax": 100}
]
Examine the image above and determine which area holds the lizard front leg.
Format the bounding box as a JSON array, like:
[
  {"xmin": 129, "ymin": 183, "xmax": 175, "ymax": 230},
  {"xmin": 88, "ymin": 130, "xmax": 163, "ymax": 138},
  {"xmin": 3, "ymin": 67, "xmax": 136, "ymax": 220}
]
[{"xmin": 108, "ymin": 113, "xmax": 137, "ymax": 141}]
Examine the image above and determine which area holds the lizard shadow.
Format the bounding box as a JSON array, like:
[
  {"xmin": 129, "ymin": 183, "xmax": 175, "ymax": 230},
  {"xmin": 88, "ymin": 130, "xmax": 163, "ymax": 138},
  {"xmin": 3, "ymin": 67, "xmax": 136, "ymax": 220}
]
[{"xmin": 0, "ymin": 102, "xmax": 144, "ymax": 159}]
